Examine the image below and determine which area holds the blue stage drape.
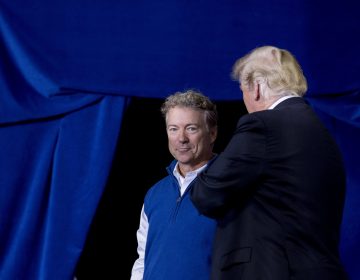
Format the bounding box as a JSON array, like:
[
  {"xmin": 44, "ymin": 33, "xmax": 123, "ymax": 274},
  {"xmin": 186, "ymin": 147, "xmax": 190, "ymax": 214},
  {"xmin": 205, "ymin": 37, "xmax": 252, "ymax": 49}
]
[
  {"xmin": 0, "ymin": 96, "xmax": 126, "ymax": 279},
  {"xmin": 0, "ymin": 0, "xmax": 359, "ymax": 279}
]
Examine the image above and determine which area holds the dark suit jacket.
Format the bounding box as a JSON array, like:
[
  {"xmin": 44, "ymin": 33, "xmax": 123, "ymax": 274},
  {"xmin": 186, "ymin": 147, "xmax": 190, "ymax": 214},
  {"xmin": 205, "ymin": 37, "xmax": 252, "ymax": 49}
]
[{"xmin": 190, "ymin": 97, "xmax": 348, "ymax": 280}]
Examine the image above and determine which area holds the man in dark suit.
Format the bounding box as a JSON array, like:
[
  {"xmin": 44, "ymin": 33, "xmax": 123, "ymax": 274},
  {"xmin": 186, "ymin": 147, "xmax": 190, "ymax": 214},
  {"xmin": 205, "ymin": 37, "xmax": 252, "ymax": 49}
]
[{"xmin": 190, "ymin": 46, "xmax": 348, "ymax": 280}]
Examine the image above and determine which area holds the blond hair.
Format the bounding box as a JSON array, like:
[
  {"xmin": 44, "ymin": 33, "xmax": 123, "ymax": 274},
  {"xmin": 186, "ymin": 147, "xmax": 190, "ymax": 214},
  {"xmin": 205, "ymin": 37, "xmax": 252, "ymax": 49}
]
[{"xmin": 232, "ymin": 46, "xmax": 307, "ymax": 99}]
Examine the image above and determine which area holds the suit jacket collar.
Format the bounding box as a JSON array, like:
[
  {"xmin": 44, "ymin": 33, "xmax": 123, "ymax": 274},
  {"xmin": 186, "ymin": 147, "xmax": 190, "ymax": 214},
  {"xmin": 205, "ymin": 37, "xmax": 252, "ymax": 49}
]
[{"xmin": 273, "ymin": 96, "xmax": 306, "ymax": 109}]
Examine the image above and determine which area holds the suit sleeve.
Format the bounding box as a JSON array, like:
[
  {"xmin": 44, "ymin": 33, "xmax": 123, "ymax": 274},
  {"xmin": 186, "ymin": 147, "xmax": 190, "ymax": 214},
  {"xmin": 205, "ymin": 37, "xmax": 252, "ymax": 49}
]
[{"xmin": 190, "ymin": 114, "xmax": 266, "ymax": 218}]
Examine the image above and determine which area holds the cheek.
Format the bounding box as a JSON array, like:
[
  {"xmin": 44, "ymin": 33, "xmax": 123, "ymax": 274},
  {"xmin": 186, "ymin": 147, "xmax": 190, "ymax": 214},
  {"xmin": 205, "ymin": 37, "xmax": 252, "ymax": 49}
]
[
  {"xmin": 167, "ymin": 134, "xmax": 177, "ymax": 143},
  {"xmin": 168, "ymin": 138, "xmax": 176, "ymax": 149},
  {"xmin": 193, "ymin": 137, "xmax": 208, "ymax": 150},
  {"xmin": 243, "ymin": 94, "xmax": 251, "ymax": 107}
]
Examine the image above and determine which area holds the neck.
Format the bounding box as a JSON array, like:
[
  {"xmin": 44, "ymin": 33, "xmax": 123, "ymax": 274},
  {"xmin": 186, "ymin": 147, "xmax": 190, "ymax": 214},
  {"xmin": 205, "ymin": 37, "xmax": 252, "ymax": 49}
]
[{"xmin": 178, "ymin": 159, "xmax": 211, "ymax": 177}]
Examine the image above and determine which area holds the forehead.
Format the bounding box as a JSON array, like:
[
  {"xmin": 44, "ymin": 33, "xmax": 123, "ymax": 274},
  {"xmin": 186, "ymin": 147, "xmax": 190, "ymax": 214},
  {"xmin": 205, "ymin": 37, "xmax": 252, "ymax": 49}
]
[{"xmin": 166, "ymin": 106, "xmax": 205, "ymax": 125}]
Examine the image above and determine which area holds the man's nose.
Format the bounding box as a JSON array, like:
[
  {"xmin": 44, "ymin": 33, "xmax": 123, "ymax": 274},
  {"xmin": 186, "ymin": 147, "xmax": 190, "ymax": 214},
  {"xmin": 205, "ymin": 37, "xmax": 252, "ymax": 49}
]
[{"xmin": 178, "ymin": 130, "xmax": 189, "ymax": 143}]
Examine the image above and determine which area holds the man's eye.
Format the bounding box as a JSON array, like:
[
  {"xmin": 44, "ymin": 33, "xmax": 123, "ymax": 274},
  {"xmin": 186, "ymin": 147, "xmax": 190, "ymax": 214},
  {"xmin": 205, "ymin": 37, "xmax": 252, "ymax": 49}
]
[{"xmin": 187, "ymin": 127, "xmax": 198, "ymax": 132}]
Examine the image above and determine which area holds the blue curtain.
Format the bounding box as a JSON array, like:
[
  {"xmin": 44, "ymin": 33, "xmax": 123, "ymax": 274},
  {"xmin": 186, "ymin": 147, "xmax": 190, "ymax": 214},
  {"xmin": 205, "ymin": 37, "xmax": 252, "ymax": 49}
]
[{"xmin": 0, "ymin": 0, "xmax": 359, "ymax": 279}]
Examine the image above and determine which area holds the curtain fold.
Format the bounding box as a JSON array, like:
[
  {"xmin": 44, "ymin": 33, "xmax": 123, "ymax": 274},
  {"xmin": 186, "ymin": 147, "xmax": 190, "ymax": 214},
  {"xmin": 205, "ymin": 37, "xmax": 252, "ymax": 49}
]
[{"xmin": 0, "ymin": 96, "xmax": 126, "ymax": 279}]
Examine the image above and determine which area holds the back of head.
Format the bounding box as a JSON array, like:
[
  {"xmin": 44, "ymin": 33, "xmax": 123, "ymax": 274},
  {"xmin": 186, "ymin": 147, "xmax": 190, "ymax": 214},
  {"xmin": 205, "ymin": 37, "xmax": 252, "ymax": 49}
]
[
  {"xmin": 161, "ymin": 89, "xmax": 218, "ymax": 129},
  {"xmin": 231, "ymin": 46, "xmax": 308, "ymax": 99}
]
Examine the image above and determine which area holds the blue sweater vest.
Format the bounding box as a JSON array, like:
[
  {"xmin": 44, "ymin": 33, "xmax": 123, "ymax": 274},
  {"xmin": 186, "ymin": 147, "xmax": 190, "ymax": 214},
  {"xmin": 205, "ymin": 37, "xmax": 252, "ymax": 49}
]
[{"xmin": 143, "ymin": 160, "xmax": 216, "ymax": 280}]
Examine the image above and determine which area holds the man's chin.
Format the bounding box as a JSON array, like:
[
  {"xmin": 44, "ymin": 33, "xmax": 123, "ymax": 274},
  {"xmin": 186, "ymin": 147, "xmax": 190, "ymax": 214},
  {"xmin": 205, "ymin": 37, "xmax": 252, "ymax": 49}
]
[{"xmin": 176, "ymin": 156, "xmax": 193, "ymax": 165}]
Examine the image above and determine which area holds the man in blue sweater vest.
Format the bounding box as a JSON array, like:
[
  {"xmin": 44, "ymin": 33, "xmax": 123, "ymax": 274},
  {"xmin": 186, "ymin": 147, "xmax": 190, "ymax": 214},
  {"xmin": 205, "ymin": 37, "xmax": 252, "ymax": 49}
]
[{"xmin": 131, "ymin": 90, "xmax": 218, "ymax": 280}]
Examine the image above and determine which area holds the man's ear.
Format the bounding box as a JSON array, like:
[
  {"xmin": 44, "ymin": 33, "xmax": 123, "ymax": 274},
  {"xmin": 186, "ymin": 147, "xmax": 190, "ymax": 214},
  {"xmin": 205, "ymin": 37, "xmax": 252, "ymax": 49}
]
[
  {"xmin": 254, "ymin": 77, "xmax": 266, "ymax": 101},
  {"xmin": 254, "ymin": 83, "xmax": 261, "ymax": 101},
  {"xmin": 210, "ymin": 127, "xmax": 218, "ymax": 144}
]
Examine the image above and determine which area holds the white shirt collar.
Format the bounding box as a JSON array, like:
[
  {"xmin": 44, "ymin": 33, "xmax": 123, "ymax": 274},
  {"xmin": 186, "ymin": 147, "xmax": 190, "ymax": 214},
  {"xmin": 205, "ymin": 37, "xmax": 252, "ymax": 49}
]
[
  {"xmin": 268, "ymin": 95, "xmax": 297, "ymax": 109},
  {"xmin": 173, "ymin": 162, "xmax": 207, "ymax": 196}
]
